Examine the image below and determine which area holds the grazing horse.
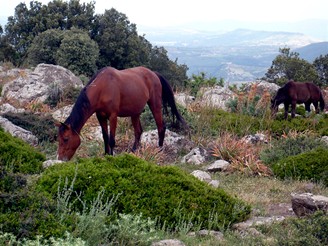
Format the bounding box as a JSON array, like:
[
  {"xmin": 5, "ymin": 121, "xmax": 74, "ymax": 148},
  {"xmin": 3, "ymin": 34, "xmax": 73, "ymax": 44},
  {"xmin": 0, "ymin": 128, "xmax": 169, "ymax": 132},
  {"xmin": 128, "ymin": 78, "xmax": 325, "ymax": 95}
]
[
  {"xmin": 56, "ymin": 66, "xmax": 188, "ymax": 161},
  {"xmin": 271, "ymin": 80, "xmax": 325, "ymax": 119}
]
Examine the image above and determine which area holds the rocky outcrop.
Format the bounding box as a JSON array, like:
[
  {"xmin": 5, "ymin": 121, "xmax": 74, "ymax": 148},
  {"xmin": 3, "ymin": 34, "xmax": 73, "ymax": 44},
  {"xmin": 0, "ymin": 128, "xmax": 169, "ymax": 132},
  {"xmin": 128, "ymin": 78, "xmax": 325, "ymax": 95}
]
[
  {"xmin": 291, "ymin": 193, "xmax": 328, "ymax": 217},
  {"xmin": 198, "ymin": 86, "xmax": 236, "ymax": 110},
  {"xmin": 0, "ymin": 116, "xmax": 38, "ymax": 145},
  {"xmin": 243, "ymin": 80, "xmax": 280, "ymax": 95},
  {"xmin": 1, "ymin": 64, "xmax": 83, "ymax": 104}
]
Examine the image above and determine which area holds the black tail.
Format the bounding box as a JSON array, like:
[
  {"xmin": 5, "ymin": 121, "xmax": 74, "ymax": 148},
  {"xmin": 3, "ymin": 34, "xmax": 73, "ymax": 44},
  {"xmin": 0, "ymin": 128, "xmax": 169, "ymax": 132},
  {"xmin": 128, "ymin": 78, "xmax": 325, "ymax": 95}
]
[
  {"xmin": 154, "ymin": 72, "xmax": 188, "ymax": 130},
  {"xmin": 320, "ymin": 91, "xmax": 325, "ymax": 111}
]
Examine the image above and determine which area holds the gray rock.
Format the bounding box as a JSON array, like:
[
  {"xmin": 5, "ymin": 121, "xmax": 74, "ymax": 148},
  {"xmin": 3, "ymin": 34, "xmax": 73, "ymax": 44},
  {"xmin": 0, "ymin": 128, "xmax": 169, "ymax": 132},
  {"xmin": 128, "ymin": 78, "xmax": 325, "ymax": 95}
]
[
  {"xmin": 43, "ymin": 159, "xmax": 64, "ymax": 168},
  {"xmin": 151, "ymin": 239, "xmax": 186, "ymax": 246},
  {"xmin": 0, "ymin": 103, "xmax": 25, "ymax": 114},
  {"xmin": 181, "ymin": 147, "xmax": 207, "ymax": 165},
  {"xmin": 2, "ymin": 64, "xmax": 83, "ymax": 104},
  {"xmin": 233, "ymin": 216, "xmax": 285, "ymax": 231},
  {"xmin": 198, "ymin": 86, "xmax": 236, "ymax": 110},
  {"xmin": 191, "ymin": 170, "xmax": 212, "ymax": 183},
  {"xmin": 207, "ymin": 160, "xmax": 230, "ymax": 172},
  {"xmin": 0, "ymin": 116, "xmax": 38, "ymax": 145},
  {"xmin": 291, "ymin": 193, "xmax": 328, "ymax": 217},
  {"xmin": 174, "ymin": 92, "xmax": 195, "ymax": 108}
]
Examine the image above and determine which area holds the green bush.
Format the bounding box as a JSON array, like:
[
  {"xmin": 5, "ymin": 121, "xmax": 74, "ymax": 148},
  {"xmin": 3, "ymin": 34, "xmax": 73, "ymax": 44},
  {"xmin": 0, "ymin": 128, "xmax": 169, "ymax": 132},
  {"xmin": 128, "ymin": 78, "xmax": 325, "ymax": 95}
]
[
  {"xmin": 272, "ymin": 147, "xmax": 328, "ymax": 185},
  {"xmin": 36, "ymin": 154, "xmax": 251, "ymax": 230},
  {"xmin": 2, "ymin": 112, "xmax": 57, "ymax": 142},
  {"xmin": 0, "ymin": 128, "xmax": 45, "ymax": 174},
  {"xmin": 260, "ymin": 135, "xmax": 327, "ymax": 166}
]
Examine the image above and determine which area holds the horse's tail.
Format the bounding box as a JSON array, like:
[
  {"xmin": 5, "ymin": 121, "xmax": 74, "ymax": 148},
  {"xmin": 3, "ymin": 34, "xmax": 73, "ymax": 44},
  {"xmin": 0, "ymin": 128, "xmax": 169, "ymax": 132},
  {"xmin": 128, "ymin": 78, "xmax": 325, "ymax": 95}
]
[
  {"xmin": 154, "ymin": 72, "xmax": 189, "ymax": 131},
  {"xmin": 320, "ymin": 90, "xmax": 326, "ymax": 112}
]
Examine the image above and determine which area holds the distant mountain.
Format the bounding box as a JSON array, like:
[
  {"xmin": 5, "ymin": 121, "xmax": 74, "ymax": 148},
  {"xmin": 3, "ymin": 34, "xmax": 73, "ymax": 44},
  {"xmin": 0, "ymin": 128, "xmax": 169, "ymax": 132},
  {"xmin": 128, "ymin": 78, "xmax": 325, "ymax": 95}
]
[
  {"xmin": 294, "ymin": 42, "xmax": 328, "ymax": 62},
  {"xmin": 141, "ymin": 28, "xmax": 325, "ymax": 83}
]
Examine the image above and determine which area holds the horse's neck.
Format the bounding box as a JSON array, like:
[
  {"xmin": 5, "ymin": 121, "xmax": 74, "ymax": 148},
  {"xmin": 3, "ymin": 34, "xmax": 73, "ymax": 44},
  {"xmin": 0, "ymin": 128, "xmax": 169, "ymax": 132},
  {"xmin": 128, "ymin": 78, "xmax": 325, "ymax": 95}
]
[{"xmin": 66, "ymin": 100, "xmax": 95, "ymax": 134}]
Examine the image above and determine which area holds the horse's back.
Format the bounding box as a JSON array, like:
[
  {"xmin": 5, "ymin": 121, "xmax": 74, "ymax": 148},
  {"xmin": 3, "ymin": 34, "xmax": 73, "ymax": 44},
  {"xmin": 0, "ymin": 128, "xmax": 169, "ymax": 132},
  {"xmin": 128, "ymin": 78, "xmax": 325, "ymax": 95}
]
[{"xmin": 87, "ymin": 66, "xmax": 161, "ymax": 117}]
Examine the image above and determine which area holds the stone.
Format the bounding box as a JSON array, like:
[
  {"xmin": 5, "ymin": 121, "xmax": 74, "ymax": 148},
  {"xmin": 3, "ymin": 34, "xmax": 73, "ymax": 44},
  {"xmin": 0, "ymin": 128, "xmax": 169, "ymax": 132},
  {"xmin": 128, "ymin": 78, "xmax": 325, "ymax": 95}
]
[
  {"xmin": 151, "ymin": 239, "xmax": 186, "ymax": 246},
  {"xmin": 291, "ymin": 193, "xmax": 328, "ymax": 217},
  {"xmin": 207, "ymin": 160, "xmax": 230, "ymax": 172},
  {"xmin": 181, "ymin": 147, "xmax": 207, "ymax": 165},
  {"xmin": 191, "ymin": 170, "xmax": 212, "ymax": 183}
]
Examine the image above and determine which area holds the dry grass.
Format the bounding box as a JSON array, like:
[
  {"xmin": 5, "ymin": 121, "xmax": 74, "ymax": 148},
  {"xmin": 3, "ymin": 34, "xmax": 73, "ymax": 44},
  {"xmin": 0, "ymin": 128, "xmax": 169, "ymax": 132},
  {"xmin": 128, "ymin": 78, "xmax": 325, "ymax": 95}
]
[{"xmin": 210, "ymin": 132, "xmax": 272, "ymax": 176}]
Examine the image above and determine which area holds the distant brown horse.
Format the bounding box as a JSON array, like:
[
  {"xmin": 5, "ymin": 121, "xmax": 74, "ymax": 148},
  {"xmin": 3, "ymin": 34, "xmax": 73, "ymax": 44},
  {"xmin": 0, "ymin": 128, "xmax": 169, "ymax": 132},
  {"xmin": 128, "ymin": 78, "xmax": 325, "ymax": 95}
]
[
  {"xmin": 56, "ymin": 66, "xmax": 188, "ymax": 161},
  {"xmin": 271, "ymin": 80, "xmax": 325, "ymax": 119}
]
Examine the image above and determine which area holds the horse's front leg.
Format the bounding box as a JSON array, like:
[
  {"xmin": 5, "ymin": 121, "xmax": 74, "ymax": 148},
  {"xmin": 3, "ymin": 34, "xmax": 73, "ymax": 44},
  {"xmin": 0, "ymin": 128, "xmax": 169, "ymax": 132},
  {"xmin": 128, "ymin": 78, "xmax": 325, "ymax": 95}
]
[
  {"xmin": 109, "ymin": 114, "xmax": 118, "ymax": 155},
  {"xmin": 96, "ymin": 112, "xmax": 110, "ymax": 155},
  {"xmin": 284, "ymin": 103, "xmax": 289, "ymax": 119},
  {"xmin": 291, "ymin": 101, "xmax": 297, "ymax": 118},
  {"xmin": 131, "ymin": 115, "xmax": 143, "ymax": 151}
]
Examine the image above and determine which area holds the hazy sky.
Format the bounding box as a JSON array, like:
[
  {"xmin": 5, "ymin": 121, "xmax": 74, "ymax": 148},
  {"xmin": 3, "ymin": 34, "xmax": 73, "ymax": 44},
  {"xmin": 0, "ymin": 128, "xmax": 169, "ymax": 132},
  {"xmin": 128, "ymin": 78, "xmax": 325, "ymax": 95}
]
[{"xmin": 2, "ymin": 0, "xmax": 328, "ymax": 27}]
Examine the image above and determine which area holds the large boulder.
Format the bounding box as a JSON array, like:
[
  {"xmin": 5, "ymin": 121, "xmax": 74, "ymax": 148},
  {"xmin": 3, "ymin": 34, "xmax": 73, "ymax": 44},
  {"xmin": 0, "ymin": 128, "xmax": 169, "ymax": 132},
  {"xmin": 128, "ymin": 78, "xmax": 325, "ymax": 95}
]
[
  {"xmin": 291, "ymin": 193, "xmax": 328, "ymax": 217},
  {"xmin": 1, "ymin": 64, "xmax": 83, "ymax": 104},
  {"xmin": 243, "ymin": 80, "xmax": 280, "ymax": 96},
  {"xmin": 198, "ymin": 86, "xmax": 236, "ymax": 111}
]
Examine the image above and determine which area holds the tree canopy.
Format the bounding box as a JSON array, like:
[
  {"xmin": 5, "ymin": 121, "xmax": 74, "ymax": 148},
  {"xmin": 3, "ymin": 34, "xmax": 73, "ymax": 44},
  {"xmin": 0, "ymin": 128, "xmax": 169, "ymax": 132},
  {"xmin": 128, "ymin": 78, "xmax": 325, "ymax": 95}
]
[
  {"xmin": 264, "ymin": 47, "xmax": 319, "ymax": 86},
  {"xmin": 1, "ymin": 0, "xmax": 188, "ymax": 90}
]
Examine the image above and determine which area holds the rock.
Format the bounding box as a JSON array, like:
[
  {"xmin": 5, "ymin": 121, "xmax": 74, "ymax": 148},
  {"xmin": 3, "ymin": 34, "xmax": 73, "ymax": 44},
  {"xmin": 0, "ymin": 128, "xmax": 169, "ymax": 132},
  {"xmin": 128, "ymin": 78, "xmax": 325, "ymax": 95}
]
[
  {"xmin": 208, "ymin": 179, "xmax": 220, "ymax": 188},
  {"xmin": 198, "ymin": 86, "xmax": 236, "ymax": 110},
  {"xmin": 181, "ymin": 147, "xmax": 207, "ymax": 165},
  {"xmin": 233, "ymin": 216, "xmax": 285, "ymax": 231},
  {"xmin": 243, "ymin": 80, "xmax": 280, "ymax": 95},
  {"xmin": 191, "ymin": 170, "xmax": 212, "ymax": 183},
  {"xmin": 1, "ymin": 64, "xmax": 83, "ymax": 104},
  {"xmin": 291, "ymin": 193, "xmax": 328, "ymax": 217},
  {"xmin": 0, "ymin": 116, "xmax": 38, "ymax": 145},
  {"xmin": 196, "ymin": 229, "xmax": 224, "ymax": 240},
  {"xmin": 0, "ymin": 103, "xmax": 25, "ymax": 114},
  {"xmin": 207, "ymin": 160, "xmax": 230, "ymax": 172},
  {"xmin": 43, "ymin": 159, "xmax": 64, "ymax": 168},
  {"xmin": 174, "ymin": 92, "xmax": 195, "ymax": 108},
  {"xmin": 242, "ymin": 133, "xmax": 268, "ymax": 144},
  {"xmin": 151, "ymin": 239, "xmax": 186, "ymax": 246},
  {"xmin": 52, "ymin": 105, "xmax": 73, "ymax": 122},
  {"xmin": 141, "ymin": 129, "xmax": 186, "ymax": 153}
]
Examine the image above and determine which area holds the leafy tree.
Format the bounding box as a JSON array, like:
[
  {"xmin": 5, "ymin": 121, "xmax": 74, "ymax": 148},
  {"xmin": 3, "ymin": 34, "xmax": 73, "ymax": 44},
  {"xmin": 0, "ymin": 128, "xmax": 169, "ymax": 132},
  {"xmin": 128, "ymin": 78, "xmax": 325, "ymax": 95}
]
[
  {"xmin": 92, "ymin": 8, "xmax": 151, "ymax": 69},
  {"xmin": 265, "ymin": 47, "xmax": 318, "ymax": 86},
  {"xmin": 56, "ymin": 28, "xmax": 99, "ymax": 76},
  {"xmin": 26, "ymin": 29, "xmax": 63, "ymax": 66},
  {"xmin": 313, "ymin": 54, "xmax": 328, "ymax": 87},
  {"xmin": 186, "ymin": 72, "xmax": 224, "ymax": 96},
  {"xmin": 148, "ymin": 46, "xmax": 188, "ymax": 90},
  {"xmin": 4, "ymin": 0, "xmax": 96, "ymax": 65}
]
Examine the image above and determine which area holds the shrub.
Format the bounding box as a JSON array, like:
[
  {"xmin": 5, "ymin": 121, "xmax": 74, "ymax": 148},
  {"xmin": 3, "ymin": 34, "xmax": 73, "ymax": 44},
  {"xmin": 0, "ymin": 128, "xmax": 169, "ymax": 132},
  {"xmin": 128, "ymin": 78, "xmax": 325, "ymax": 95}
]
[
  {"xmin": 272, "ymin": 147, "xmax": 328, "ymax": 185},
  {"xmin": 260, "ymin": 132, "xmax": 327, "ymax": 166},
  {"xmin": 0, "ymin": 127, "xmax": 45, "ymax": 174},
  {"xmin": 2, "ymin": 112, "xmax": 57, "ymax": 143},
  {"xmin": 36, "ymin": 154, "xmax": 251, "ymax": 230}
]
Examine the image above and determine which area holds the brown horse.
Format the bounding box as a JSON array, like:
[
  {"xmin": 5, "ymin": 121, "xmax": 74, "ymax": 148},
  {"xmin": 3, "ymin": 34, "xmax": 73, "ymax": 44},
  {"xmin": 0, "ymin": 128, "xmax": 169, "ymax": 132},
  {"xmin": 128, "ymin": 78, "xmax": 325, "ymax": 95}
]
[
  {"xmin": 271, "ymin": 80, "xmax": 325, "ymax": 119},
  {"xmin": 56, "ymin": 66, "xmax": 188, "ymax": 161}
]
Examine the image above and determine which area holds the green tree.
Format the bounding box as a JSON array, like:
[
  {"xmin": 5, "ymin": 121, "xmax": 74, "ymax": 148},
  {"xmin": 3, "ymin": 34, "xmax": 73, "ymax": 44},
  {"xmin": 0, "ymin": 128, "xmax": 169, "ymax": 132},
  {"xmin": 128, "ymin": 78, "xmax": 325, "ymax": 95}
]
[
  {"xmin": 185, "ymin": 72, "xmax": 224, "ymax": 96},
  {"xmin": 56, "ymin": 28, "xmax": 99, "ymax": 76},
  {"xmin": 148, "ymin": 46, "xmax": 188, "ymax": 90},
  {"xmin": 265, "ymin": 47, "xmax": 318, "ymax": 86},
  {"xmin": 26, "ymin": 29, "xmax": 63, "ymax": 66},
  {"xmin": 313, "ymin": 54, "xmax": 328, "ymax": 87},
  {"xmin": 4, "ymin": 0, "xmax": 96, "ymax": 65},
  {"xmin": 92, "ymin": 8, "xmax": 151, "ymax": 69}
]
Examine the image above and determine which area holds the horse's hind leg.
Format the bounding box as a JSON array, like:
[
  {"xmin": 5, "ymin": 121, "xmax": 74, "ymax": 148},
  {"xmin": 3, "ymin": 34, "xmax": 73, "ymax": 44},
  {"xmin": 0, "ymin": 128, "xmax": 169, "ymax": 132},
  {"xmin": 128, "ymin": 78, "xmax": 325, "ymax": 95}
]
[
  {"xmin": 108, "ymin": 114, "xmax": 118, "ymax": 155},
  {"xmin": 131, "ymin": 115, "xmax": 143, "ymax": 151},
  {"xmin": 148, "ymin": 104, "xmax": 166, "ymax": 147},
  {"xmin": 96, "ymin": 112, "xmax": 110, "ymax": 155}
]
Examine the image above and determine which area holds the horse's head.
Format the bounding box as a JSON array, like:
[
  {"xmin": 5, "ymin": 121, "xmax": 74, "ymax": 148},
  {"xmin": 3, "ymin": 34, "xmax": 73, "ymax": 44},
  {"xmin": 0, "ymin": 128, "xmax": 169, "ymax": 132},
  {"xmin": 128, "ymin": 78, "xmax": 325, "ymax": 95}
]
[{"xmin": 56, "ymin": 122, "xmax": 81, "ymax": 161}]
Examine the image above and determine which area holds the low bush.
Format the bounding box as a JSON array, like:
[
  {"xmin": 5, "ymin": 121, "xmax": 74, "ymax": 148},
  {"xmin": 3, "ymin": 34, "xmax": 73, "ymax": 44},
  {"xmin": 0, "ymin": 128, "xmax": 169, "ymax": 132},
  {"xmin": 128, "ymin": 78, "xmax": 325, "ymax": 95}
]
[
  {"xmin": 272, "ymin": 147, "xmax": 328, "ymax": 185},
  {"xmin": 260, "ymin": 133, "xmax": 327, "ymax": 166},
  {"xmin": 0, "ymin": 127, "xmax": 45, "ymax": 174},
  {"xmin": 2, "ymin": 112, "xmax": 57, "ymax": 142},
  {"xmin": 36, "ymin": 154, "xmax": 251, "ymax": 231}
]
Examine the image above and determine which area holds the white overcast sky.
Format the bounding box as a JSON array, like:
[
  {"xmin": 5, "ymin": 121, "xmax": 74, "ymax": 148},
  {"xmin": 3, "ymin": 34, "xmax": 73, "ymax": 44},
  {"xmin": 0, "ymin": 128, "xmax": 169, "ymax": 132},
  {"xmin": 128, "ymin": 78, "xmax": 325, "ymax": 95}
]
[{"xmin": 2, "ymin": 0, "xmax": 328, "ymax": 27}]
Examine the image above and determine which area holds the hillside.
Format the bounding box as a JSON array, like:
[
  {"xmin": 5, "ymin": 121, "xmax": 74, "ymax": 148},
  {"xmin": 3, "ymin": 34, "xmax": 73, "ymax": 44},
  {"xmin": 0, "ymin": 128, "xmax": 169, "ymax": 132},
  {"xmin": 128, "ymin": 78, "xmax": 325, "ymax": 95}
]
[
  {"xmin": 295, "ymin": 41, "xmax": 328, "ymax": 61},
  {"xmin": 142, "ymin": 28, "xmax": 326, "ymax": 84}
]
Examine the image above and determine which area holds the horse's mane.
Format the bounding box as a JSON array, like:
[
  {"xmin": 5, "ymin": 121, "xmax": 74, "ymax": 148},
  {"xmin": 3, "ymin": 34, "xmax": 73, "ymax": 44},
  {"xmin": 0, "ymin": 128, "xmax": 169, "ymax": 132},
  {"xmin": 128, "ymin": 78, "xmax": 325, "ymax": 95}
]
[{"xmin": 65, "ymin": 68, "xmax": 108, "ymax": 130}]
